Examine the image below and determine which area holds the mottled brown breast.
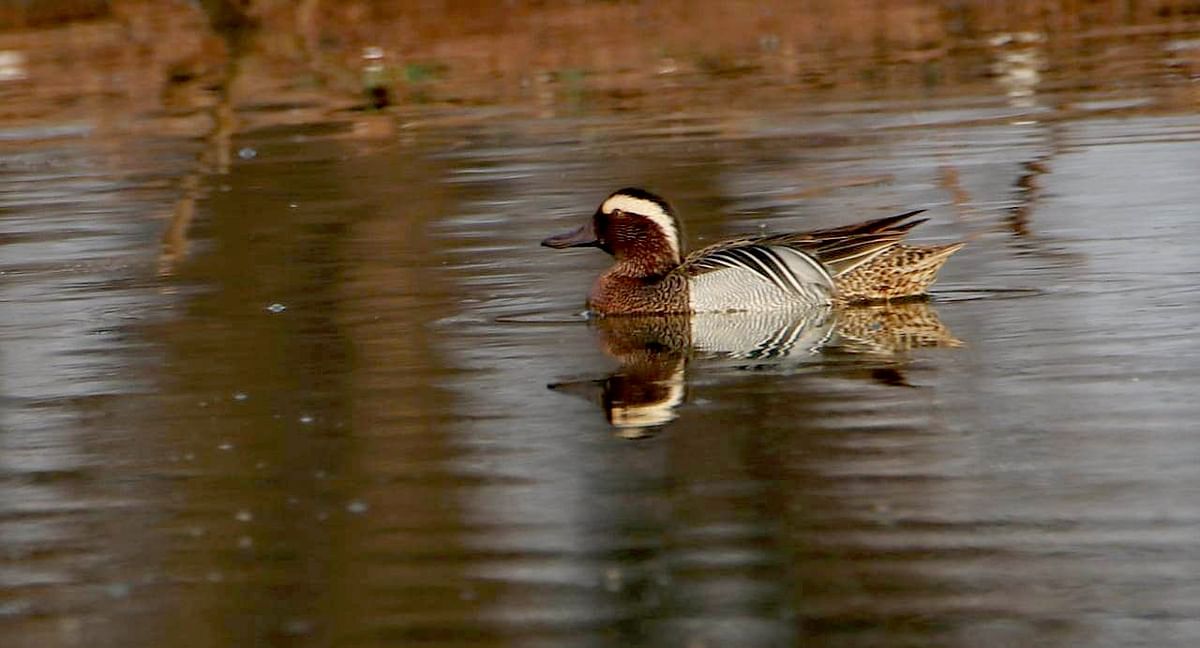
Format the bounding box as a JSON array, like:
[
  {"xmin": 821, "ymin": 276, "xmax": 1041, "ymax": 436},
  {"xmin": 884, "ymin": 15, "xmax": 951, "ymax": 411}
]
[{"xmin": 588, "ymin": 271, "xmax": 690, "ymax": 315}]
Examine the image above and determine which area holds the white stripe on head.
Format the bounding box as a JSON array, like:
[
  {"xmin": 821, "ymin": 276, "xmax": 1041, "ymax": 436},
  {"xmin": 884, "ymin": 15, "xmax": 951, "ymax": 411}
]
[{"xmin": 601, "ymin": 193, "xmax": 680, "ymax": 258}]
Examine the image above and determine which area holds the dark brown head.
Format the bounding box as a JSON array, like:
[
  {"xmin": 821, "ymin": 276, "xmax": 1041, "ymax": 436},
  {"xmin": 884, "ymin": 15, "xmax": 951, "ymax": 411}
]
[{"xmin": 541, "ymin": 188, "xmax": 683, "ymax": 276}]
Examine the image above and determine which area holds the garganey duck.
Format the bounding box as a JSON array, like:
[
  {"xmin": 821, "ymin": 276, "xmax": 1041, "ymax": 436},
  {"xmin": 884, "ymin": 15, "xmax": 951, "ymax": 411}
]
[{"xmin": 542, "ymin": 187, "xmax": 964, "ymax": 315}]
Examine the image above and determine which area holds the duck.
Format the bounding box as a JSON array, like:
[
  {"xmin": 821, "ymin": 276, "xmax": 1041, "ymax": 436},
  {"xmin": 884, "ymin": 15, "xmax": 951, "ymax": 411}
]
[{"xmin": 541, "ymin": 187, "xmax": 964, "ymax": 315}]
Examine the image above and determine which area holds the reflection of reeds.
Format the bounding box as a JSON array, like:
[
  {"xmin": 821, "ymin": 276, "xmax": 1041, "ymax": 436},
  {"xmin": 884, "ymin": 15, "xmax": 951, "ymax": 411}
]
[
  {"xmin": 0, "ymin": 0, "xmax": 108, "ymax": 29},
  {"xmin": 1009, "ymin": 158, "xmax": 1051, "ymax": 238},
  {"xmin": 264, "ymin": 0, "xmax": 1196, "ymax": 110},
  {"xmin": 4, "ymin": 1, "xmax": 1196, "ymax": 121},
  {"xmin": 158, "ymin": 17, "xmax": 241, "ymax": 275}
]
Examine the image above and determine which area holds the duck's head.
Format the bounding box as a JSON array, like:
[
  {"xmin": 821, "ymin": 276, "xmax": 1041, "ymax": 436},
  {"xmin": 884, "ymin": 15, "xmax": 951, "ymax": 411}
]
[{"xmin": 541, "ymin": 188, "xmax": 683, "ymax": 272}]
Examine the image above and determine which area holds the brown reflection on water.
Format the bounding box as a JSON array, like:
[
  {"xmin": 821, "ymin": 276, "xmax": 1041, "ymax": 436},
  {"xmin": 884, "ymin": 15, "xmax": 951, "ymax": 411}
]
[
  {"xmin": 553, "ymin": 302, "xmax": 961, "ymax": 437},
  {"xmin": 3, "ymin": 2, "xmax": 1200, "ymax": 648}
]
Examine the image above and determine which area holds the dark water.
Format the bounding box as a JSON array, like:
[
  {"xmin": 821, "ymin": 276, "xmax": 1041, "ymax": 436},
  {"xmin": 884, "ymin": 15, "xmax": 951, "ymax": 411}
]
[{"xmin": 3, "ymin": 5, "xmax": 1200, "ymax": 647}]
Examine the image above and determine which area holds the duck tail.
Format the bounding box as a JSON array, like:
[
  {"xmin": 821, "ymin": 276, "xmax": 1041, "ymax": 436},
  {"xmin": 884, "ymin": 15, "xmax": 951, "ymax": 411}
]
[{"xmin": 836, "ymin": 241, "xmax": 965, "ymax": 302}]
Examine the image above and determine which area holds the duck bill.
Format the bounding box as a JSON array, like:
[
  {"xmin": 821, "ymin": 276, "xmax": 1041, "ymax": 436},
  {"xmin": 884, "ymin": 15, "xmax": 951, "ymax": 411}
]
[{"xmin": 541, "ymin": 223, "xmax": 598, "ymax": 249}]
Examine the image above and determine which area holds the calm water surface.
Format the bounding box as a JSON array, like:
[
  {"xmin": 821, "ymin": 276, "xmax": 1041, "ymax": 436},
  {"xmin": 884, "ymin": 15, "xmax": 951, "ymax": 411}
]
[{"xmin": 3, "ymin": 7, "xmax": 1200, "ymax": 648}]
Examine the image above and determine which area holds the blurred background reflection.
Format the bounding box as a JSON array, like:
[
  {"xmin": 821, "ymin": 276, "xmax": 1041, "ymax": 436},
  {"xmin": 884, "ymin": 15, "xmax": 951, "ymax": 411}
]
[{"xmin": 2, "ymin": 2, "xmax": 1200, "ymax": 647}]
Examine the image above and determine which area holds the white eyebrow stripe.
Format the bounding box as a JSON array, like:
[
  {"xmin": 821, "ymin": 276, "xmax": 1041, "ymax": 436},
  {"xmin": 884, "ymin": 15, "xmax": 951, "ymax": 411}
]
[
  {"xmin": 601, "ymin": 195, "xmax": 664, "ymax": 217},
  {"xmin": 601, "ymin": 194, "xmax": 680, "ymax": 257}
]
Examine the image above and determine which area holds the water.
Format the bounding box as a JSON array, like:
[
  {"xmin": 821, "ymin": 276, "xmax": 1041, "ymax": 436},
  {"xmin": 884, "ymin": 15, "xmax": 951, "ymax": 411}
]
[{"xmin": 2, "ymin": 3, "xmax": 1200, "ymax": 647}]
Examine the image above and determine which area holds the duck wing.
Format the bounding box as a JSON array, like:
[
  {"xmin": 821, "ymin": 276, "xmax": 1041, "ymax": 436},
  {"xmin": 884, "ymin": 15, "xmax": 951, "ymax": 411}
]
[
  {"xmin": 680, "ymin": 241, "xmax": 835, "ymax": 310},
  {"xmin": 687, "ymin": 209, "xmax": 927, "ymax": 278}
]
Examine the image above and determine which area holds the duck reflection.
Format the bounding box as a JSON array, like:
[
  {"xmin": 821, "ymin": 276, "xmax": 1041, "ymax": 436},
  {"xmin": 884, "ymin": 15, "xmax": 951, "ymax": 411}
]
[{"xmin": 550, "ymin": 301, "xmax": 960, "ymax": 437}]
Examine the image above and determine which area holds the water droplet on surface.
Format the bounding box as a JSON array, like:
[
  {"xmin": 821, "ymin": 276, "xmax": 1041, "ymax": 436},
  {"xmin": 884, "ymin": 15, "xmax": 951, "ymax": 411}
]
[
  {"xmin": 238, "ymin": 147, "xmax": 257, "ymax": 160},
  {"xmin": 237, "ymin": 536, "xmax": 254, "ymax": 549},
  {"xmin": 233, "ymin": 392, "xmax": 248, "ymax": 401},
  {"xmin": 346, "ymin": 500, "xmax": 369, "ymax": 515},
  {"xmin": 105, "ymin": 582, "xmax": 131, "ymax": 599},
  {"xmin": 281, "ymin": 619, "xmax": 315, "ymax": 636},
  {"xmin": 235, "ymin": 510, "xmax": 253, "ymax": 522},
  {"xmin": 299, "ymin": 414, "xmax": 314, "ymax": 424},
  {"xmin": 266, "ymin": 303, "xmax": 287, "ymax": 313},
  {"xmin": 603, "ymin": 567, "xmax": 623, "ymax": 592},
  {"xmin": 217, "ymin": 442, "xmax": 234, "ymax": 451}
]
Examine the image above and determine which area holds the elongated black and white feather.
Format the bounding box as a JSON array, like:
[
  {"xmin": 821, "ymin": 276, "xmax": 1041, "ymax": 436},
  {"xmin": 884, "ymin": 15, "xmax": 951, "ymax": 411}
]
[{"xmin": 686, "ymin": 244, "xmax": 833, "ymax": 312}]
